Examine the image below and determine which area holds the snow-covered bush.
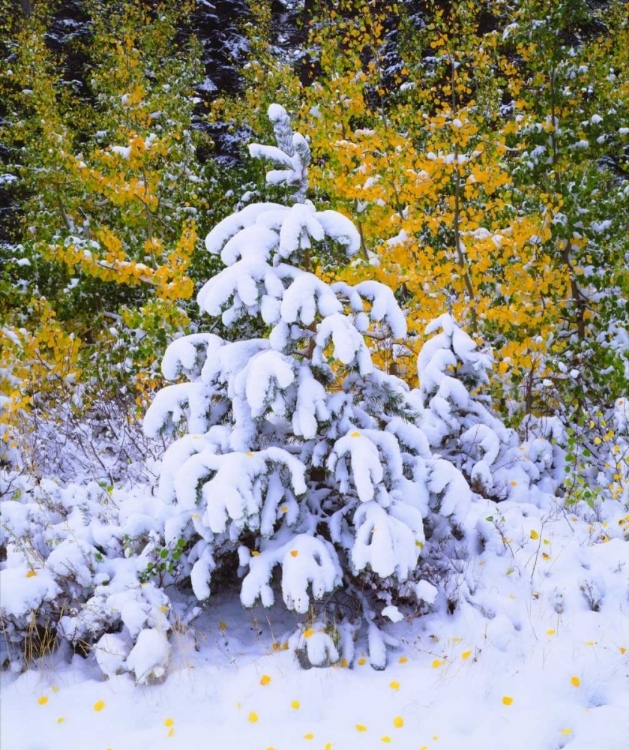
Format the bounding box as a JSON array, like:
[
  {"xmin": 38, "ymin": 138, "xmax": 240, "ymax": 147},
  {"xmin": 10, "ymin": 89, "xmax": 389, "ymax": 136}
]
[
  {"xmin": 144, "ymin": 105, "xmax": 478, "ymax": 669},
  {"xmin": 416, "ymin": 313, "xmax": 564, "ymax": 505},
  {"xmin": 0, "ymin": 475, "xmax": 173, "ymax": 683}
]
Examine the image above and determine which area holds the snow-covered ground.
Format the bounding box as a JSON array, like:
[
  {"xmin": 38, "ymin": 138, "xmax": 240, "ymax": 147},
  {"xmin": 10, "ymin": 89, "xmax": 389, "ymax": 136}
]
[{"xmin": 3, "ymin": 496, "xmax": 627, "ymax": 750}]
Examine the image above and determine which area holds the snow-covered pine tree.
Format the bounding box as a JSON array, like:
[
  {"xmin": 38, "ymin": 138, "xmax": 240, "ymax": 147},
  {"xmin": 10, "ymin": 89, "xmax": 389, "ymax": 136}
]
[{"xmin": 144, "ymin": 105, "xmax": 472, "ymax": 669}]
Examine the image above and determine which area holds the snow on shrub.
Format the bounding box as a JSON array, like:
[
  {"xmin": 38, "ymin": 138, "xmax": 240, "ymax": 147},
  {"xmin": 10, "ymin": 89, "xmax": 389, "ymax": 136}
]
[
  {"xmin": 0, "ymin": 475, "xmax": 172, "ymax": 682},
  {"xmin": 416, "ymin": 313, "xmax": 564, "ymax": 506},
  {"xmin": 144, "ymin": 105, "xmax": 482, "ymax": 669}
]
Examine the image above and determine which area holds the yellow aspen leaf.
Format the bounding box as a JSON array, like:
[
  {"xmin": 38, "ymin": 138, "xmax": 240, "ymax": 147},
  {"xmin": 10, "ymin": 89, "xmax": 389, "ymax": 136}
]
[
  {"xmin": 398, "ymin": 656, "xmax": 407, "ymax": 664},
  {"xmin": 502, "ymin": 696, "xmax": 513, "ymax": 706},
  {"xmin": 381, "ymin": 737, "xmax": 392, "ymax": 743},
  {"xmin": 585, "ymin": 641, "xmax": 596, "ymax": 646},
  {"xmin": 304, "ymin": 629, "xmax": 315, "ymax": 638},
  {"xmin": 357, "ymin": 657, "xmax": 366, "ymax": 665},
  {"xmin": 542, "ymin": 553, "xmax": 551, "ymax": 560},
  {"xmin": 547, "ymin": 629, "xmax": 555, "ymax": 636},
  {"xmin": 620, "ymin": 647, "xmax": 626, "ymax": 654},
  {"xmin": 431, "ymin": 659, "xmax": 444, "ymax": 668},
  {"xmin": 93, "ymin": 701, "xmax": 105, "ymax": 712},
  {"xmin": 389, "ymin": 680, "xmax": 400, "ymax": 690},
  {"xmin": 260, "ymin": 675, "xmax": 271, "ymax": 686},
  {"xmin": 510, "ymin": 481, "xmax": 518, "ymax": 487},
  {"xmin": 461, "ymin": 650, "xmax": 472, "ymax": 660},
  {"xmin": 304, "ymin": 733, "xmax": 314, "ymax": 740},
  {"xmin": 350, "ymin": 431, "xmax": 361, "ymax": 437},
  {"xmin": 324, "ymin": 744, "xmax": 333, "ymax": 750},
  {"xmin": 530, "ymin": 530, "xmax": 539, "ymax": 540},
  {"xmin": 291, "ymin": 700, "xmax": 300, "ymax": 709},
  {"xmin": 251, "ymin": 551, "xmax": 260, "ymax": 556},
  {"xmin": 248, "ymin": 712, "xmax": 258, "ymax": 723},
  {"xmin": 164, "ymin": 718, "xmax": 174, "ymax": 727},
  {"xmin": 340, "ymin": 658, "xmax": 348, "ymax": 668},
  {"xmin": 167, "ymin": 728, "xmax": 175, "ymax": 738},
  {"xmin": 561, "ymin": 729, "xmax": 572, "ymax": 735},
  {"xmin": 571, "ymin": 676, "xmax": 580, "ymax": 687},
  {"xmin": 219, "ymin": 622, "xmax": 227, "ymax": 631},
  {"xmin": 26, "ymin": 570, "xmax": 37, "ymax": 578},
  {"xmin": 393, "ymin": 716, "xmax": 404, "ymax": 728},
  {"xmin": 356, "ymin": 724, "xmax": 368, "ymax": 732},
  {"xmin": 57, "ymin": 717, "xmax": 65, "ymax": 724},
  {"xmin": 290, "ymin": 550, "xmax": 299, "ymax": 557},
  {"xmin": 51, "ymin": 686, "xmax": 60, "ymax": 693},
  {"xmin": 37, "ymin": 696, "xmax": 48, "ymax": 705},
  {"xmin": 280, "ymin": 505, "xmax": 288, "ymax": 513}
]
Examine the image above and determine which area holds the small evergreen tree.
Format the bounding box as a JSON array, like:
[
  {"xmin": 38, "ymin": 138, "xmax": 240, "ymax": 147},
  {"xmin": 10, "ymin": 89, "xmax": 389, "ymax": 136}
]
[{"xmin": 145, "ymin": 105, "xmax": 475, "ymax": 668}]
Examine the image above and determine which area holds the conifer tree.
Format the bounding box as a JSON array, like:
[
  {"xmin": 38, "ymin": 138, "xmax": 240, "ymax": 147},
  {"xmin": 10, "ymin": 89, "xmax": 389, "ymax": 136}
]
[{"xmin": 145, "ymin": 105, "xmax": 474, "ymax": 668}]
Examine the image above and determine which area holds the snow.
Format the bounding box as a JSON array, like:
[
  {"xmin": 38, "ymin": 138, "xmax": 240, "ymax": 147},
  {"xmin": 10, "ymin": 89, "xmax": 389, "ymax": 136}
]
[
  {"xmin": 0, "ymin": 567, "xmax": 60, "ymax": 618},
  {"xmin": 3, "ymin": 495, "xmax": 627, "ymax": 748},
  {"xmin": 125, "ymin": 628, "xmax": 171, "ymax": 685}
]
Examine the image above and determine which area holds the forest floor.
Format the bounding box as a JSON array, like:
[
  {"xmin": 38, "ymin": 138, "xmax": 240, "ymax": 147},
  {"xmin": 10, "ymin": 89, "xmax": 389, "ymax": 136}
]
[{"xmin": 2, "ymin": 494, "xmax": 628, "ymax": 750}]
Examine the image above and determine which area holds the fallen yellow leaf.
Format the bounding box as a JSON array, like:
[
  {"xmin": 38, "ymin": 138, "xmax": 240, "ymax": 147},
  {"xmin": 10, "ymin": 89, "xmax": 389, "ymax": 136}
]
[
  {"xmin": 303, "ymin": 733, "xmax": 314, "ymax": 740},
  {"xmin": 37, "ymin": 696, "xmax": 48, "ymax": 706},
  {"xmin": 290, "ymin": 550, "xmax": 298, "ymax": 557},
  {"xmin": 381, "ymin": 737, "xmax": 392, "ymax": 743},
  {"xmin": 389, "ymin": 680, "xmax": 400, "ymax": 690},
  {"xmin": 530, "ymin": 529, "xmax": 539, "ymax": 540},
  {"xmin": 164, "ymin": 718, "xmax": 174, "ymax": 727},
  {"xmin": 561, "ymin": 728, "xmax": 572, "ymax": 736},
  {"xmin": 248, "ymin": 711, "xmax": 258, "ymax": 723},
  {"xmin": 260, "ymin": 674, "xmax": 271, "ymax": 686},
  {"xmin": 93, "ymin": 700, "xmax": 105, "ymax": 712},
  {"xmin": 571, "ymin": 676, "xmax": 580, "ymax": 687},
  {"xmin": 461, "ymin": 650, "xmax": 472, "ymax": 660},
  {"xmin": 290, "ymin": 700, "xmax": 300, "ymax": 709},
  {"xmin": 431, "ymin": 659, "xmax": 444, "ymax": 668},
  {"xmin": 502, "ymin": 696, "xmax": 513, "ymax": 706},
  {"xmin": 356, "ymin": 724, "xmax": 368, "ymax": 732},
  {"xmin": 57, "ymin": 717, "xmax": 65, "ymax": 724},
  {"xmin": 393, "ymin": 716, "xmax": 404, "ymax": 728},
  {"xmin": 547, "ymin": 629, "xmax": 555, "ymax": 636},
  {"xmin": 26, "ymin": 570, "xmax": 37, "ymax": 578},
  {"xmin": 357, "ymin": 657, "xmax": 366, "ymax": 665},
  {"xmin": 398, "ymin": 656, "xmax": 408, "ymax": 664}
]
